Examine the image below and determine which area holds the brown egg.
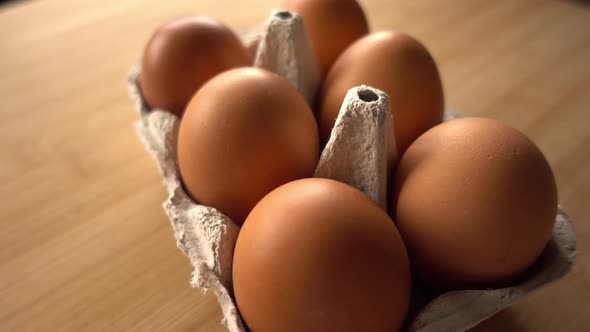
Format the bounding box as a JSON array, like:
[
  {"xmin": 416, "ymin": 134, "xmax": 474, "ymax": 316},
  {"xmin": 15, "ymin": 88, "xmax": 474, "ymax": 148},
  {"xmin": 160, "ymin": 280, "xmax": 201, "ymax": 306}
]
[
  {"xmin": 391, "ymin": 118, "xmax": 557, "ymax": 291},
  {"xmin": 282, "ymin": 0, "xmax": 369, "ymax": 77},
  {"xmin": 319, "ymin": 31, "xmax": 444, "ymax": 155},
  {"xmin": 140, "ymin": 16, "xmax": 250, "ymax": 117},
  {"xmin": 177, "ymin": 68, "xmax": 319, "ymax": 225},
  {"xmin": 234, "ymin": 178, "xmax": 411, "ymax": 332}
]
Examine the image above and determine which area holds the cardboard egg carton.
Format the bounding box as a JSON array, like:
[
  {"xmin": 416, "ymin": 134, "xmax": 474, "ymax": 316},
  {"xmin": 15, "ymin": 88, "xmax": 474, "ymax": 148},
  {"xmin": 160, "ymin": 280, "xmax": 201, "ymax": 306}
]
[{"xmin": 127, "ymin": 11, "xmax": 576, "ymax": 332}]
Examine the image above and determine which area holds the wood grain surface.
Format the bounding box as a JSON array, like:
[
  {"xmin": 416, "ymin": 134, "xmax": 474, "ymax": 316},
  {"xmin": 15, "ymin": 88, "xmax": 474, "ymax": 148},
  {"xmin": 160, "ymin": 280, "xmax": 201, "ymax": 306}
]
[{"xmin": 1, "ymin": 0, "xmax": 589, "ymax": 331}]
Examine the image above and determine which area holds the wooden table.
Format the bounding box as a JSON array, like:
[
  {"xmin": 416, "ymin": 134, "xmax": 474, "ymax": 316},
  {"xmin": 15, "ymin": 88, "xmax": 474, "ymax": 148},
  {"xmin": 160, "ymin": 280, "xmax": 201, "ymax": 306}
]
[{"xmin": 1, "ymin": 0, "xmax": 588, "ymax": 331}]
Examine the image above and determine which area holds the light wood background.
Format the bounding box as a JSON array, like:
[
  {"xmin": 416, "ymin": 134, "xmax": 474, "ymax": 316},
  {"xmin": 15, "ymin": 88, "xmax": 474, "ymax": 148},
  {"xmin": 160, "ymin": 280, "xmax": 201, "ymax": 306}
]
[{"xmin": 1, "ymin": 0, "xmax": 589, "ymax": 331}]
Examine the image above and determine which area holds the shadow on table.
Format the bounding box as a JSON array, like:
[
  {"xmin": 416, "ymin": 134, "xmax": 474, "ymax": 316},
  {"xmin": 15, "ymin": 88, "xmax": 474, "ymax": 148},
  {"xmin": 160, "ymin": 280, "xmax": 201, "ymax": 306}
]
[
  {"xmin": 566, "ymin": 0, "xmax": 590, "ymax": 7},
  {"xmin": 0, "ymin": 0, "xmax": 20, "ymax": 7},
  {"xmin": 468, "ymin": 309, "xmax": 526, "ymax": 332}
]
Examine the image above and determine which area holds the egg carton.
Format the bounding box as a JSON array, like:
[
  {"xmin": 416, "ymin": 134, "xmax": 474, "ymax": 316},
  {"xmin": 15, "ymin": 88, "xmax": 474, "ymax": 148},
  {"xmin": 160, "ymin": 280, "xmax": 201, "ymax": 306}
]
[{"xmin": 127, "ymin": 11, "xmax": 576, "ymax": 332}]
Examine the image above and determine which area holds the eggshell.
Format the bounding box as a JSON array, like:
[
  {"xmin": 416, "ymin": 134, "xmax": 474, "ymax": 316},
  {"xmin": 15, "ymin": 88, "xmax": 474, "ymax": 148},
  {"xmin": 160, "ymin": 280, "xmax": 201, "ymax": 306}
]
[
  {"xmin": 282, "ymin": 0, "xmax": 369, "ymax": 77},
  {"xmin": 392, "ymin": 117, "xmax": 558, "ymax": 290},
  {"xmin": 177, "ymin": 67, "xmax": 319, "ymax": 225},
  {"xmin": 319, "ymin": 31, "xmax": 444, "ymax": 155},
  {"xmin": 233, "ymin": 178, "xmax": 411, "ymax": 332},
  {"xmin": 140, "ymin": 16, "xmax": 250, "ymax": 117}
]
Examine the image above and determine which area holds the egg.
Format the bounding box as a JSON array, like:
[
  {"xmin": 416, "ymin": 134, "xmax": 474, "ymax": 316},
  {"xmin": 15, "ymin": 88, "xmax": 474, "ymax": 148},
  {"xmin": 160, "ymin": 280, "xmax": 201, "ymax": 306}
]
[
  {"xmin": 177, "ymin": 68, "xmax": 319, "ymax": 225},
  {"xmin": 233, "ymin": 178, "xmax": 411, "ymax": 332},
  {"xmin": 140, "ymin": 16, "xmax": 250, "ymax": 117},
  {"xmin": 282, "ymin": 0, "xmax": 369, "ymax": 77},
  {"xmin": 318, "ymin": 31, "xmax": 443, "ymax": 155},
  {"xmin": 391, "ymin": 118, "xmax": 557, "ymax": 290}
]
